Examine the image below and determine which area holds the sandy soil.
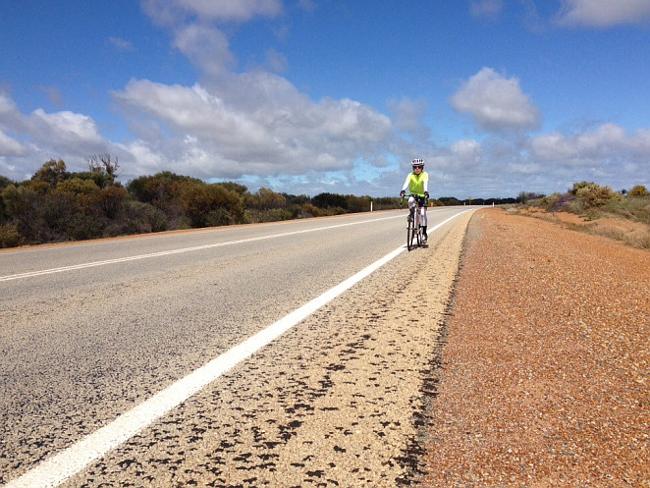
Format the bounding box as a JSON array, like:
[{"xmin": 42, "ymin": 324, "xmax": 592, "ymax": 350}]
[
  {"xmin": 516, "ymin": 207, "xmax": 650, "ymax": 250},
  {"xmin": 422, "ymin": 208, "xmax": 649, "ymax": 487}
]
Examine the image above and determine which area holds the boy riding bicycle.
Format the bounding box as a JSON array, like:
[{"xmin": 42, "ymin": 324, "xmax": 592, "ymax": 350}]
[{"xmin": 400, "ymin": 158, "xmax": 429, "ymax": 243}]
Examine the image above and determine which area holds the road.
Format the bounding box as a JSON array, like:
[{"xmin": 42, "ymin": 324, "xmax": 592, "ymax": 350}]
[{"xmin": 1, "ymin": 207, "xmax": 475, "ymax": 487}]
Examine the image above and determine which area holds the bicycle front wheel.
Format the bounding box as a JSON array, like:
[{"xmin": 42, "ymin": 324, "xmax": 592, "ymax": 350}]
[{"xmin": 407, "ymin": 213, "xmax": 415, "ymax": 251}]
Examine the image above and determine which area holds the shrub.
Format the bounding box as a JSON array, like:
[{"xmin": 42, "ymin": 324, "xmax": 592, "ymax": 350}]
[
  {"xmin": 312, "ymin": 192, "xmax": 348, "ymax": 209},
  {"xmin": 628, "ymin": 184, "xmax": 649, "ymax": 197},
  {"xmin": 300, "ymin": 203, "xmax": 325, "ymax": 218},
  {"xmin": 0, "ymin": 223, "xmax": 21, "ymax": 248},
  {"xmin": 569, "ymin": 181, "xmax": 596, "ymax": 195},
  {"xmin": 247, "ymin": 208, "xmax": 293, "ymax": 223},
  {"xmin": 573, "ymin": 183, "xmax": 619, "ymax": 210},
  {"xmin": 247, "ymin": 188, "xmax": 286, "ymax": 210},
  {"xmin": 537, "ymin": 193, "xmax": 563, "ymax": 211},
  {"xmin": 32, "ymin": 159, "xmax": 68, "ymax": 186},
  {"xmin": 118, "ymin": 201, "xmax": 169, "ymax": 234},
  {"xmin": 179, "ymin": 182, "xmax": 243, "ymax": 227}
]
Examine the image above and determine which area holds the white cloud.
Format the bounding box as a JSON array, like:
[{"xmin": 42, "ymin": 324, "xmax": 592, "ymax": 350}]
[
  {"xmin": 451, "ymin": 67, "xmax": 540, "ymax": 131},
  {"xmin": 113, "ymin": 75, "xmax": 392, "ymax": 178},
  {"xmin": 30, "ymin": 109, "xmax": 104, "ymax": 146},
  {"xmin": 531, "ymin": 123, "xmax": 650, "ymax": 165},
  {"xmin": 173, "ymin": 24, "xmax": 234, "ymax": 78},
  {"xmin": 556, "ymin": 0, "xmax": 650, "ymax": 27},
  {"xmin": 451, "ymin": 139, "xmax": 482, "ymax": 164},
  {"xmin": 470, "ymin": 0, "xmax": 503, "ymax": 19},
  {"xmin": 0, "ymin": 92, "xmax": 128, "ymax": 179},
  {"xmin": 0, "ymin": 129, "xmax": 25, "ymax": 156},
  {"xmin": 388, "ymin": 98, "xmax": 430, "ymax": 139}
]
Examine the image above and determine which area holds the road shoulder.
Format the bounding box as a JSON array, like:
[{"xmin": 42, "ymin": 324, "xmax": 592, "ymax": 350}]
[{"xmin": 422, "ymin": 208, "xmax": 649, "ymax": 486}]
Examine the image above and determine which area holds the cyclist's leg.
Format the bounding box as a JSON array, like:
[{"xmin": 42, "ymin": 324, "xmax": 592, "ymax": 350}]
[{"xmin": 420, "ymin": 200, "xmax": 428, "ymax": 239}]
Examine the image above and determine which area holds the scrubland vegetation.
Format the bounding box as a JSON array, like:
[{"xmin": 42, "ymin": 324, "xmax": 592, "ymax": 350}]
[
  {"xmin": 0, "ymin": 157, "xmax": 514, "ymax": 248},
  {"xmin": 519, "ymin": 181, "xmax": 650, "ymax": 249}
]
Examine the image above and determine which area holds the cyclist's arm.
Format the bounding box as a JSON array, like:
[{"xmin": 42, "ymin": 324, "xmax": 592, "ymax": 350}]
[{"xmin": 423, "ymin": 172, "xmax": 429, "ymax": 193}]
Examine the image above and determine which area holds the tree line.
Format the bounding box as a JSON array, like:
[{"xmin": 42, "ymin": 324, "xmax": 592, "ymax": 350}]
[{"xmin": 0, "ymin": 157, "xmax": 524, "ymax": 248}]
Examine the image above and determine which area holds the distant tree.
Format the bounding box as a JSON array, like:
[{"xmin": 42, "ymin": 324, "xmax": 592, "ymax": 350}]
[
  {"xmin": 88, "ymin": 153, "xmax": 120, "ymax": 186},
  {"xmin": 282, "ymin": 193, "xmax": 310, "ymax": 206},
  {"xmin": 312, "ymin": 192, "xmax": 348, "ymax": 209},
  {"xmin": 32, "ymin": 159, "xmax": 68, "ymax": 186},
  {"xmin": 438, "ymin": 196, "xmax": 461, "ymax": 206},
  {"xmin": 344, "ymin": 194, "xmax": 371, "ymax": 212}
]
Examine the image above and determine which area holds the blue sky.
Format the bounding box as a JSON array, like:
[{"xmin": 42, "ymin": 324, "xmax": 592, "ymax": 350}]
[{"xmin": 1, "ymin": 0, "xmax": 650, "ymax": 198}]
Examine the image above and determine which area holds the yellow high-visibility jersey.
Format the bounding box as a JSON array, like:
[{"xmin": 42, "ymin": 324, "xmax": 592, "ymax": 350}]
[{"xmin": 401, "ymin": 171, "xmax": 428, "ymax": 196}]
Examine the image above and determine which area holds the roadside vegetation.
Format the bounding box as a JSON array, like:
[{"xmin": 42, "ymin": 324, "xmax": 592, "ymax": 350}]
[
  {"xmin": 0, "ymin": 157, "xmax": 514, "ymax": 248},
  {"xmin": 517, "ymin": 181, "xmax": 650, "ymax": 249}
]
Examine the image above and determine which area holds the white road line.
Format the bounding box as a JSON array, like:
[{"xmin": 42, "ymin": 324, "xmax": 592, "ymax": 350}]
[
  {"xmin": 3, "ymin": 211, "xmax": 469, "ymax": 488},
  {"xmin": 0, "ymin": 214, "xmax": 405, "ymax": 282}
]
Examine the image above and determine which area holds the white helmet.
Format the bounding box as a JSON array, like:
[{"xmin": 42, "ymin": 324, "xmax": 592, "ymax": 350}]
[{"xmin": 411, "ymin": 158, "xmax": 424, "ymax": 169}]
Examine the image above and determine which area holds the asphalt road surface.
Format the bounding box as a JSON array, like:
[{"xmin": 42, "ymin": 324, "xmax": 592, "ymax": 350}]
[{"xmin": 1, "ymin": 207, "xmax": 475, "ymax": 487}]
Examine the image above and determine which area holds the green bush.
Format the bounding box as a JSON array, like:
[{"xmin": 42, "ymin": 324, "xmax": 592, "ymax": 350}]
[{"xmin": 572, "ymin": 183, "xmax": 619, "ymax": 210}]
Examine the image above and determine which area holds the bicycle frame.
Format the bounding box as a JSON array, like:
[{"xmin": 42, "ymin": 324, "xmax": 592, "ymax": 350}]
[{"xmin": 403, "ymin": 194, "xmax": 427, "ymax": 251}]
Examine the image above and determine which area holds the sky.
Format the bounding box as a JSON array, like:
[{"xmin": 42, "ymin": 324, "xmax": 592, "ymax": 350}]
[{"xmin": 1, "ymin": 0, "xmax": 650, "ymax": 198}]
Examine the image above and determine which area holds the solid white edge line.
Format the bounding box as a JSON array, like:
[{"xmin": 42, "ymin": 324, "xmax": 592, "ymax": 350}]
[
  {"xmin": 4, "ymin": 210, "xmax": 469, "ymax": 488},
  {"xmin": 0, "ymin": 214, "xmax": 406, "ymax": 282}
]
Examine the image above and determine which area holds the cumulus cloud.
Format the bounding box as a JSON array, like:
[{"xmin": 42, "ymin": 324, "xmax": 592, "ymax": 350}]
[
  {"xmin": 105, "ymin": 0, "xmax": 394, "ymax": 180},
  {"xmin": 451, "ymin": 67, "xmax": 540, "ymax": 131},
  {"xmin": 0, "ymin": 129, "xmax": 25, "ymax": 156},
  {"xmin": 556, "ymin": 0, "xmax": 650, "ymax": 27},
  {"xmin": 531, "ymin": 123, "xmax": 650, "ymax": 165},
  {"xmin": 0, "ymin": 92, "xmax": 125, "ymax": 179},
  {"xmin": 113, "ymin": 76, "xmax": 392, "ymax": 178}
]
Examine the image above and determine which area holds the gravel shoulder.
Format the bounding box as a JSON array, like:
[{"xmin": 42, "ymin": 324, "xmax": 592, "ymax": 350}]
[{"xmin": 422, "ymin": 208, "xmax": 649, "ymax": 487}]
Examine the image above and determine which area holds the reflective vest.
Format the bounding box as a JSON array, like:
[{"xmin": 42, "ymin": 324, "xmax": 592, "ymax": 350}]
[{"xmin": 407, "ymin": 171, "xmax": 428, "ymax": 196}]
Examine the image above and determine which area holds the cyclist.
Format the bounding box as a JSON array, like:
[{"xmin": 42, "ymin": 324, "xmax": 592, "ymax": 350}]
[{"xmin": 400, "ymin": 158, "xmax": 429, "ymax": 242}]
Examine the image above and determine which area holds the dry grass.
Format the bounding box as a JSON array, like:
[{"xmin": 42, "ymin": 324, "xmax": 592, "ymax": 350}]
[{"xmin": 509, "ymin": 205, "xmax": 650, "ymax": 250}]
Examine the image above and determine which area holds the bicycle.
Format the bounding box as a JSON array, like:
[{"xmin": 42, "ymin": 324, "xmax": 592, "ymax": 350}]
[{"xmin": 402, "ymin": 194, "xmax": 428, "ymax": 251}]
